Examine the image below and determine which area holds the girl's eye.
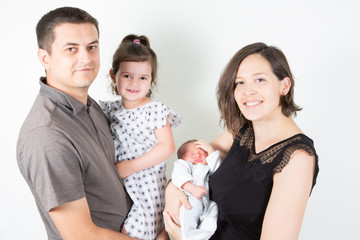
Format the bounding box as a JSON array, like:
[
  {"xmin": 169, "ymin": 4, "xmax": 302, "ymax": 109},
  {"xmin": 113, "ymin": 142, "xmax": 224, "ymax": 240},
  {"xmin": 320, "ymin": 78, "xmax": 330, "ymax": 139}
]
[
  {"xmin": 140, "ymin": 76, "xmax": 148, "ymax": 80},
  {"xmin": 123, "ymin": 74, "xmax": 131, "ymax": 79}
]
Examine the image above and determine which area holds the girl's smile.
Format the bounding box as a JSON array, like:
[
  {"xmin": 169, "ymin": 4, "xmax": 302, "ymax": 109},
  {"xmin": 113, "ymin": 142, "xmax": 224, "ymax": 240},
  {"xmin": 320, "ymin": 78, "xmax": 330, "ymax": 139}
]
[{"xmin": 114, "ymin": 61, "xmax": 153, "ymax": 109}]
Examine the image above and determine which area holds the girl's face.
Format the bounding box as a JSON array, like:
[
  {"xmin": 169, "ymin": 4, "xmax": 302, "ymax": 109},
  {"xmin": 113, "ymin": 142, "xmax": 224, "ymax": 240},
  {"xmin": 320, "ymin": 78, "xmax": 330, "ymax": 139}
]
[
  {"xmin": 113, "ymin": 61, "xmax": 152, "ymax": 109},
  {"xmin": 233, "ymin": 54, "xmax": 290, "ymax": 123}
]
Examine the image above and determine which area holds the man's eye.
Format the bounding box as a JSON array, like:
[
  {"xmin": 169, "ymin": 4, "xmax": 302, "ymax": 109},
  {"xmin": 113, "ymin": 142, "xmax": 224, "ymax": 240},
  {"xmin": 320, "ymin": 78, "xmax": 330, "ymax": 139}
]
[
  {"xmin": 67, "ymin": 47, "xmax": 76, "ymax": 52},
  {"xmin": 89, "ymin": 45, "xmax": 97, "ymax": 50}
]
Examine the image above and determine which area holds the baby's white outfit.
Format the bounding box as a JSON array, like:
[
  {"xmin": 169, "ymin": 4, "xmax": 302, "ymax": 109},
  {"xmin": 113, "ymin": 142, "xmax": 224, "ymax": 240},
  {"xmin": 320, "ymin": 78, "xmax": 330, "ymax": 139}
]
[
  {"xmin": 100, "ymin": 100, "xmax": 181, "ymax": 240},
  {"xmin": 172, "ymin": 151, "xmax": 221, "ymax": 240}
]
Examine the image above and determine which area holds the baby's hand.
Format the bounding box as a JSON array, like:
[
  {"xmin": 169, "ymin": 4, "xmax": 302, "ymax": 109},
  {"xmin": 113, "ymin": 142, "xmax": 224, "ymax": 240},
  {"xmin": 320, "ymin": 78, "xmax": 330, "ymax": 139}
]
[
  {"xmin": 189, "ymin": 185, "xmax": 207, "ymax": 200},
  {"xmin": 195, "ymin": 140, "xmax": 214, "ymax": 155}
]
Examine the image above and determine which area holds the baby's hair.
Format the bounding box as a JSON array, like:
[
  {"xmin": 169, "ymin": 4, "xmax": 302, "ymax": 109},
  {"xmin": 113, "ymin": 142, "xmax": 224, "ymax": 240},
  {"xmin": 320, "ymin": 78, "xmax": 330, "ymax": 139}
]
[
  {"xmin": 110, "ymin": 34, "xmax": 158, "ymax": 97},
  {"xmin": 177, "ymin": 139, "xmax": 197, "ymax": 159}
]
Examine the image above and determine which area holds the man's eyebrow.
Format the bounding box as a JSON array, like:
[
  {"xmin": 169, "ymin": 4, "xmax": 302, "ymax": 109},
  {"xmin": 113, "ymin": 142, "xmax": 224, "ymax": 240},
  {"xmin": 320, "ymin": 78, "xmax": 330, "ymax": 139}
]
[
  {"xmin": 62, "ymin": 42, "xmax": 79, "ymax": 47},
  {"xmin": 62, "ymin": 40, "xmax": 99, "ymax": 48},
  {"xmin": 89, "ymin": 40, "xmax": 99, "ymax": 45}
]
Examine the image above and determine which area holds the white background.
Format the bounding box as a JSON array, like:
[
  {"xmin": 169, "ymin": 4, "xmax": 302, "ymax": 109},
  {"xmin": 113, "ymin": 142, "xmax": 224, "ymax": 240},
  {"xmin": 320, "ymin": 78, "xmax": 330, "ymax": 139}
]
[{"xmin": 1, "ymin": 0, "xmax": 359, "ymax": 239}]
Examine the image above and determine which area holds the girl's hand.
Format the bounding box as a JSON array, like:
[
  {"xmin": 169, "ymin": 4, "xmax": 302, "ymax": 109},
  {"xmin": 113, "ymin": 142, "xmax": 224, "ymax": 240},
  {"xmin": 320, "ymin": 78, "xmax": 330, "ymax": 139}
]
[
  {"xmin": 163, "ymin": 211, "xmax": 182, "ymax": 240},
  {"xmin": 115, "ymin": 161, "xmax": 134, "ymax": 179}
]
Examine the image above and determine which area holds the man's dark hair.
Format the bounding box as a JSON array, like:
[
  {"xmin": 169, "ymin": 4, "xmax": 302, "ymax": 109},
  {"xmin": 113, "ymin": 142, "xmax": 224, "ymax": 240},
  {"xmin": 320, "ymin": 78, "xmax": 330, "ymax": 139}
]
[{"xmin": 36, "ymin": 7, "xmax": 99, "ymax": 54}]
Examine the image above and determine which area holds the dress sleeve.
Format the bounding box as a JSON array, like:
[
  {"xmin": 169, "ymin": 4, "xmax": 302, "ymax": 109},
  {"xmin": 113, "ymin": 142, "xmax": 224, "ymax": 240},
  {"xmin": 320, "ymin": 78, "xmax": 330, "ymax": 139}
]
[
  {"xmin": 274, "ymin": 142, "xmax": 319, "ymax": 191},
  {"xmin": 274, "ymin": 143, "xmax": 317, "ymax": 174},
  {"xmin": 147, "ymin": 102, "xmax": 182, "ymax": 129}
]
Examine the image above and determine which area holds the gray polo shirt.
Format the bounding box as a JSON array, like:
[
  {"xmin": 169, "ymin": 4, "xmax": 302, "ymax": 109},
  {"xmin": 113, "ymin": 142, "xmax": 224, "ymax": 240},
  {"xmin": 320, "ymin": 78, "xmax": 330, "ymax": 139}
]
[{"xmin": 17, "ymin": 78, "xmax": 132, "ymax": 240}]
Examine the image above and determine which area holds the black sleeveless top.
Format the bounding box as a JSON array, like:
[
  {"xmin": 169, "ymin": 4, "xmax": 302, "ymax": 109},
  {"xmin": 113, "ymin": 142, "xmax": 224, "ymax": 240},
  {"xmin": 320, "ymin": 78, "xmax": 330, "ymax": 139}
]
[{"xmin": 209, "ymin": 124, "xmax": 319, "ymax": 240}]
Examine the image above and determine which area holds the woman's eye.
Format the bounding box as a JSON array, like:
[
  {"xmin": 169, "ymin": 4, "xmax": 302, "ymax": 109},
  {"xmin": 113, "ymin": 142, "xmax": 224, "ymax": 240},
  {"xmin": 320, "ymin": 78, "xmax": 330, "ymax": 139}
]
[
  {"xmin": 235, "ymin": 81, "xmax": 243, "ymax": 86},
  {"xmin": 255, "ymin": 78, "xmax": 265, "ymax": 83}
]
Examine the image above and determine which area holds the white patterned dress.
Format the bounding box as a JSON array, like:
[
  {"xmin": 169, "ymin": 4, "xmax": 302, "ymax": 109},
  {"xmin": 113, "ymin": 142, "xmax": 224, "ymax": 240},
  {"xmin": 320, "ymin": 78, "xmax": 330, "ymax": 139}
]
[{"xmin": 99, "ymin": 100, "xmax": 181, "ymax": 240}]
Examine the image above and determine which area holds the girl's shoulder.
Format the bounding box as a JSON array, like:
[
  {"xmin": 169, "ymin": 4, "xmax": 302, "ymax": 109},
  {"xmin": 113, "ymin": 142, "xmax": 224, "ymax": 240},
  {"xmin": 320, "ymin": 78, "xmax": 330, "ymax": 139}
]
[
  {"xmin": 139, "ymin": 100, "xmax": 182, "ymax": 129},
  {"xmin": 98, "ymin": 99, "xmax": 123, "ymax": 112}
]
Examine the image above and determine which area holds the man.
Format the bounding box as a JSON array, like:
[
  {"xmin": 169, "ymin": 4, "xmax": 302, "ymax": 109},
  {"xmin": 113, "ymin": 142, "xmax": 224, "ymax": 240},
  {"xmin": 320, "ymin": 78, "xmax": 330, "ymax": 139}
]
[{"xmin": 16, "ymin": 7, "xmax": 135, "ymax": 239}]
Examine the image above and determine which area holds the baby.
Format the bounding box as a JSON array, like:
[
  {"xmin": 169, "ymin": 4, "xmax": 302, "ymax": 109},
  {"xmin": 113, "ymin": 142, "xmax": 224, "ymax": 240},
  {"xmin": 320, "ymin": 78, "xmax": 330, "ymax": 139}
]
[{"xmin": 171, "ymin": 140, "xmax": 221, "ymax": 240}]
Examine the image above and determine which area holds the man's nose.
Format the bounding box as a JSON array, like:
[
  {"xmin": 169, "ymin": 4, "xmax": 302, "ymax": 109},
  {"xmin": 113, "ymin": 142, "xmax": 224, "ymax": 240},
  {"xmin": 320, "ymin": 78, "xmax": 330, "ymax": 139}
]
[{"xmin": 78, "ymin": 48, "xmax": 91, "ymax": 63}]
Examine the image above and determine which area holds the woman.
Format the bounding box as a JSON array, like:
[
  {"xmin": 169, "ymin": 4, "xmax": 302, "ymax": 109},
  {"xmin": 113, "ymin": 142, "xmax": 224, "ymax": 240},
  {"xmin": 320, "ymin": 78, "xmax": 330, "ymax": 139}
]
[{"xmin": 163, "ymin": 42, "xmax": 319, "ymax": 240}]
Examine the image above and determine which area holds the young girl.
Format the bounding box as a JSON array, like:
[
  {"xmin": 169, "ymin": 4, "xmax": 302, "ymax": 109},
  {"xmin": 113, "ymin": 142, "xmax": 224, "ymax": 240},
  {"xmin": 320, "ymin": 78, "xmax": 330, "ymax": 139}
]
[{"xmin": 100, "ymin": 34, "xmax": 181, "ymax": 240}]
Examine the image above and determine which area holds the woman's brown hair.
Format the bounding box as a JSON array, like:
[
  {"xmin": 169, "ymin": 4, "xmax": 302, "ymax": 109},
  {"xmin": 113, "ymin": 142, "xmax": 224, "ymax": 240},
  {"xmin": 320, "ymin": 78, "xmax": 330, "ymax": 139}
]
[{"xmin": 217, "ymin": 42, "xmax": 301, "ymax": 137}]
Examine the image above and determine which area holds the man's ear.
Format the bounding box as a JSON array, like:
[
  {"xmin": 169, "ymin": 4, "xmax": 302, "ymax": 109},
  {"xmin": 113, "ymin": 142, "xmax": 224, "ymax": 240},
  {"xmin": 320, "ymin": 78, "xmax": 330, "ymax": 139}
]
[{"xmin": 38, "ymin": 48, "xmax": 50, "ymax": 71}]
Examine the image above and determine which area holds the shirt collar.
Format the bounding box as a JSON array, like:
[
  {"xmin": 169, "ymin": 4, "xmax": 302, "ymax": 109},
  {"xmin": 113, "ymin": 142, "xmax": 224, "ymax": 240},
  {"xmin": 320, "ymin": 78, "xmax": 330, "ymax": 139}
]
[{"xmin": 39, "ymin": 77, "xmax": 93, "ymax": 115}]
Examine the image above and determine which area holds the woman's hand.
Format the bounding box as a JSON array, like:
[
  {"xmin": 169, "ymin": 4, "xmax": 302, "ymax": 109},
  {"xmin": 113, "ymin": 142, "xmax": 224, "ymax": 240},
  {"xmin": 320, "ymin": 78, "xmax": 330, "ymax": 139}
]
[
  {"xmin": 163, "ymin": 211, "xmax": 182, "ymax": 240},
  {"xmin": 164, "ymin": 181, "xmax": 191, "ymax": 225}
]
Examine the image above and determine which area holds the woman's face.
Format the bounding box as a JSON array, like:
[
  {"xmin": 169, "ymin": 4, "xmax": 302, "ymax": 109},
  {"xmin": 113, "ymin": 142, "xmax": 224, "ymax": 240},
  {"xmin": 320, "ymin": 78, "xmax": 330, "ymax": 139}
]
[{"xmin": 233, "ymin": 54, "xmax": 290, "ymax": 123}]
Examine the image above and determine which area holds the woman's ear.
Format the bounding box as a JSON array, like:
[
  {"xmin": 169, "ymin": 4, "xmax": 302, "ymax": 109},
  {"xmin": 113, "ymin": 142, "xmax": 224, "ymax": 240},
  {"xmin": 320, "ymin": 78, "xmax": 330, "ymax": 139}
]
[
  {"xmin": 38, "ymin": 48, "xmax": 50, "ymax": 71},
  {"xmin": 281, "ymin": 77, "xmax": 291, "ymax": 95}
]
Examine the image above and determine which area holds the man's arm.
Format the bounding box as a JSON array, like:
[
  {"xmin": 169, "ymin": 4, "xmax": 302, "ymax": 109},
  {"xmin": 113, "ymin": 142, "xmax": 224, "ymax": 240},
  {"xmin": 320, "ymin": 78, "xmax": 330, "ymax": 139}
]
[{"xmin": 49, "ymin": 197, "xmax": 138, "ymax": 240}]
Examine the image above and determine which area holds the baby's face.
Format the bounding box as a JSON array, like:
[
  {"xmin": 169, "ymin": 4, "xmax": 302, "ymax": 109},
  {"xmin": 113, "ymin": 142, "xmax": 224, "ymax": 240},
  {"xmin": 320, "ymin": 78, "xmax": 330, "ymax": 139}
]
[{"xmin": 182, "ymin": 143, "xmax": 208, "ymax": 165}]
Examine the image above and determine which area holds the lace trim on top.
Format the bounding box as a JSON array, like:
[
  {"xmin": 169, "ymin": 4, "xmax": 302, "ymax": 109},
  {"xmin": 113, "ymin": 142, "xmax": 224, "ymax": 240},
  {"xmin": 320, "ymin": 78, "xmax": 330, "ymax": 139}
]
[{"xmin": 238, "ymin": 124, "xmax": 316, "ymax": 173}]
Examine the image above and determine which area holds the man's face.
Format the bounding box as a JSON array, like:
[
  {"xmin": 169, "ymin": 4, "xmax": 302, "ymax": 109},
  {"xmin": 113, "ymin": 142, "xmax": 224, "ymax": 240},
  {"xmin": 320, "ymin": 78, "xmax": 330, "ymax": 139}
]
[{"xmin": 41, "ymin": 23, "xmax": 100, "ymax": 99}]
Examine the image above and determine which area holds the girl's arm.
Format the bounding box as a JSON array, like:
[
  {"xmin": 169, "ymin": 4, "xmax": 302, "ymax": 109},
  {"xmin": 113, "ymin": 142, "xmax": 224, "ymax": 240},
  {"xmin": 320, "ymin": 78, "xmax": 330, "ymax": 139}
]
[
  {"xmin": 260, "ymin": 150, "xmax": 316, "ymax": 240},
  {"xmin": 210, "ymin": 130, "xmax": 233, "ymax": 160},
  {"xmin": 115, "ymin": 119, "xmax": 175, "ymax": 178}
]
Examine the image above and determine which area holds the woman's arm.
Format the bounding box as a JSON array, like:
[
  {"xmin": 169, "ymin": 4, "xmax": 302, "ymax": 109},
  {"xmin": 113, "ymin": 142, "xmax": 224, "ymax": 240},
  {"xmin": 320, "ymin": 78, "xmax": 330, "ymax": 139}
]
[
  {"xmin": 210, "ymin": 130, "xmax": 233, "ymax": 160},
  {"xmin": 260, "ymin": 150, "xmax": 316, "ymax": 240},
  {"xmin": 115, "ymin": 119, "xmax": 175, "ymax": 178}
]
